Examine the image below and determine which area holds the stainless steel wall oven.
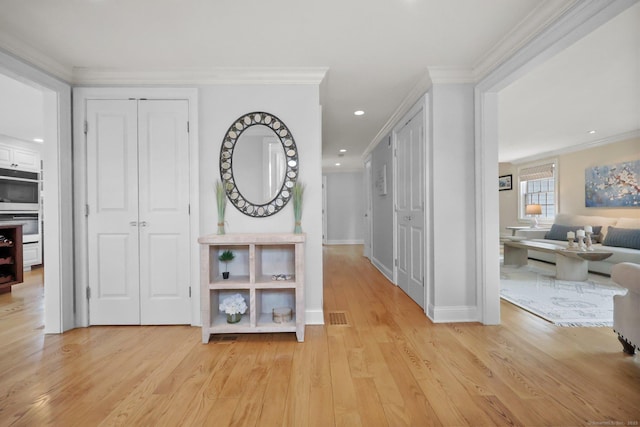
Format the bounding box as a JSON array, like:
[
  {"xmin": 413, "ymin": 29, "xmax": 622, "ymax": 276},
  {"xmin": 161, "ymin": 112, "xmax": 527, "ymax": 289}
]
[{"xmin": 0, "ymin": 167, "xmax": 40, "ymax": 211}]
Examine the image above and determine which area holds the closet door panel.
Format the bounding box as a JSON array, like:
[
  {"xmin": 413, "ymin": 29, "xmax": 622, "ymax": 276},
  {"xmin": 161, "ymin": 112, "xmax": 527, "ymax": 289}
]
[
  {"xmin": 87, "ymin": 99, "xmax": 141, "ymax": 325},
  {"xmin": 138, "ymin": 100, "xmax": 191, "ymax": 324}
]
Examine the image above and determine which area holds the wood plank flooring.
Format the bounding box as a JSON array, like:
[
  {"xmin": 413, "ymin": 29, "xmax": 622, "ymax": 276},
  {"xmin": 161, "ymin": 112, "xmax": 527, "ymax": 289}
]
[{"xmin": 1, "ymin": 247, "xmax": 639, "ymax": 426}]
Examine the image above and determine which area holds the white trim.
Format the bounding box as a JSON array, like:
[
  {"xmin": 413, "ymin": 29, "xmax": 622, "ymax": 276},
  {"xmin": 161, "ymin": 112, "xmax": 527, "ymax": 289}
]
[
  {"xmin": 471, "ymin": 0, "xmax": 579, "ymax": 80},
  {"xmin": 474, "ymin": 0, "xmax": 639, "ymax": 326},
  {"xmin": 0, "ymin": 33, "xmax": 73, "ymax": 82},
  {"xmin": 510, "ymin": 129, "xmax": 640, "ymax": 165},
  {"xmin": 428, "ymin": 305, "xmax": 479, "ymax": 323},
  {"xmin": 427, "ymin": 66, "xmax": 475, "ymax": 84},
  {"xmin": 72, "ymin": 66, "xmax": 328, "ymax": 86},
  {"xmin": 305, "ymin": 309, "xmax": 325, "ymax": 325},
  {"xmin": 371, "ymin": 256, "xmax": 394, "ymax": 283},
  {"xmin": 72, "ymin": 87, "xmax": 200, "ymax": 327},
  {"xmin": 322, "ymin": 175, "xmax": 327, "ymax": 246},
  {"xmin": 325, "ymin": 239, "xmax": 364, "ymax": 245}
]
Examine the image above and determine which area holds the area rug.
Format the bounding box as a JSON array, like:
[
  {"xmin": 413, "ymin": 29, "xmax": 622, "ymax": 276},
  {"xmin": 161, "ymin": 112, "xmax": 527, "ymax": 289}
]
[{"xmin": 500, "ymin": 264, "xmax": 627, "ymax": 327}]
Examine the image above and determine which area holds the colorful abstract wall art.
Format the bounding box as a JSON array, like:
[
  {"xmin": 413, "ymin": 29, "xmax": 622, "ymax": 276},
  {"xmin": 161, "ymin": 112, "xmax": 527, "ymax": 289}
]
[{"xmin": 585, "ymin": 160, "xmax": 640, "ymax": 208}]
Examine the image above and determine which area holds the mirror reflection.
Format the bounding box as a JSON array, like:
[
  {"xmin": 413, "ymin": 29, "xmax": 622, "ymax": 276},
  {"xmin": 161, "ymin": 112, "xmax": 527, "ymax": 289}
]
[
  {"xmin": 232, "ymin": 125, "xmax": 286, "ymax": 205},
  {"xmin": 219, "ymin": 112, "xmax": 298, "ymax": 217}
]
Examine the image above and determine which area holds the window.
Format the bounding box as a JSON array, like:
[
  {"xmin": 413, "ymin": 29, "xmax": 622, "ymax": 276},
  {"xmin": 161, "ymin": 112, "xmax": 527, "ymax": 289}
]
[{"xmin": 518, "ymin": 162, "xmax": 557, "ymax": 222}]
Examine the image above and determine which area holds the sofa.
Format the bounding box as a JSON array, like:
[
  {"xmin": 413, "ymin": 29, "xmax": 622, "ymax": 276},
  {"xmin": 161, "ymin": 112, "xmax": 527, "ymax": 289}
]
[
  {"xmin": 514, "ymin": 213, "xmax": 640, "ymax": 275},
  {"xmin": 612, "ymin": 262, "xmax": 640, "ymax": 355}
]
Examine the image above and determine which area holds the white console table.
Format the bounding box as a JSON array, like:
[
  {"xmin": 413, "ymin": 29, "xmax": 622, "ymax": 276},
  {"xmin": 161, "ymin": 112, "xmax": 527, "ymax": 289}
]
[{"xmin": 198, "ymin": 233, "xmax": 305, "ymax": 343}]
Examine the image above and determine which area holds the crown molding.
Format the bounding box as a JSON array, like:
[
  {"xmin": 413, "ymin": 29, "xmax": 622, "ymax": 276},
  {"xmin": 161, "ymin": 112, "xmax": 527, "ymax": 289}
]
[
  {"xmin": 361, "ymin": 71, "xmax": 432, "ymax": 160},
  {"xmin": 72, "ymin": 66, "xmax": 329, "ymax": 86},
  {"xmin": 427, "ymin": 66, "xmax": 475, "ymax": 84},
  {"xmin": 508, "ymin": 129, "xmax": 640, "ymax": 165},
  {"xmin": 0, "ymin": 31, "xmax": 73, "ymax": 82},
  {"xmin": 472, "ymin": 0, "xmax": 579, "ymax": 81}
]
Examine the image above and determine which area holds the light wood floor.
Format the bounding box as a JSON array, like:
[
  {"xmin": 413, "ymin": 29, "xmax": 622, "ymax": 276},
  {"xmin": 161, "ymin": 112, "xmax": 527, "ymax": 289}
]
[{"xmin": 1, "ymin": 247, "xmax": 639, "ymax": 426}]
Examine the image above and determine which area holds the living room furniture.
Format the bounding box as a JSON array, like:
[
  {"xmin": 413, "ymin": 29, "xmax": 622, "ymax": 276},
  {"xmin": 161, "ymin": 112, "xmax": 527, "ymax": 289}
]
[
  {"xmin": 0, "ymin": 224, "xmax": 23, "ymax": 293},
  {"xmin": 503, "ymin": 240, "xmax": 612, "ymax": 281},
  {"xmin": 612, "ymin": 262, "xmax": 640, "ymax": 355},
  {"xmin": 505, "ymin": 226, "xmax": 533, "ymax": 236},
  {"xmin": 515, "ymin": 213, "xmax": 640, "ymax": 275},
  {"xmin": 199, "ymin": 233, "xmax": 305, "ymax": 343}
]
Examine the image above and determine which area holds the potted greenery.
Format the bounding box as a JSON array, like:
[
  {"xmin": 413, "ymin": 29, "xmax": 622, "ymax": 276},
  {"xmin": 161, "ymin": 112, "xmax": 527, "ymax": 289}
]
[
  {"xmin": 215, "ymin": 180, "xmax": 226, "ymax": 235},
  {"xmin": 293, "ymin": 181, "xmax": 305, "ymax": 234},
  {"xmin": 218, "ymin": 249, "xmax": 235, "ymax": 279}
]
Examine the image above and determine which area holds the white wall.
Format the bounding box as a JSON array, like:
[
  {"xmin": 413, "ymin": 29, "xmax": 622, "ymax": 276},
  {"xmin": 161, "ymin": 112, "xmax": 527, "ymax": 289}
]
[
  {"xmin": 197, "ymin": 84, "xmax": 324, "ymax": 324},
  {"xmin": 429, "ymin": 83, "xmax": 477, "ymax": 321},
  {"xmin": 324, "ymin": 171, "xmax": 364, "ymax": 244},
  {"xmin": 371, "ymin": 134, "xmax": 394, "ymax": 280}
]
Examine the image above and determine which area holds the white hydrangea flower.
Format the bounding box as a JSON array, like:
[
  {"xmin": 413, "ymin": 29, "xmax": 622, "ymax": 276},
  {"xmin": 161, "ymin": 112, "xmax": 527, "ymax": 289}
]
[{"xmin": 219, "ymin": 293, "xmax": 248, "ymax": 315}]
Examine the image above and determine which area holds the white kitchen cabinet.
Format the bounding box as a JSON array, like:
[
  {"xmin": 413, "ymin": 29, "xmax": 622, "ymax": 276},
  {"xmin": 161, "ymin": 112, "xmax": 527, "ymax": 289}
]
[
  {"xmin": 23, "ymin": 241, "xmax": 42, "ymax": 270},
  {"xmin": 0, "ymin": 144, "xmax": 40, "ymax": 172}
]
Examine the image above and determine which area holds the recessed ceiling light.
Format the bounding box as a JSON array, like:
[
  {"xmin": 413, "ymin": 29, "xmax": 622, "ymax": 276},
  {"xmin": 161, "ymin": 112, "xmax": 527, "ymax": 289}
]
[
  {"xmin": 33, "ymin": 138, "xmax": 43, "ymax": 143},
  {"xmin": 354, "ymin": 110, "xmax": 365, "ymax": 116},
  {"xmin": 588, "ymin": 130, "xmax": 596, "ymax": 134},
  {"xmin": 335, "ymin": 163, "xmax": 341, "ymax": 166},
  {"xmin": 339, "ymin": 149, "xmax": 347, "ymax": 153}
]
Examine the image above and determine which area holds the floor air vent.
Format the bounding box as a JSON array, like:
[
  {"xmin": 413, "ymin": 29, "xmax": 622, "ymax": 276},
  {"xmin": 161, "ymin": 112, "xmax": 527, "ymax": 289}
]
[
  {"xmin": 210, "ymin": 335, "xmax": 238, "ymax": 343},
  {"xmin": 328, "ymin": 311, "xmax": 349, "ymax": 326}
]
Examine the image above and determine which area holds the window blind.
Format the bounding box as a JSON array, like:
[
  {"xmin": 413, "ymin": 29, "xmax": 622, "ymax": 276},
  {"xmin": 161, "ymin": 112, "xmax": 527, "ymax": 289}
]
[{"xmin": 519, "ymin": 163, "xmax": 555, "ymax": 181}]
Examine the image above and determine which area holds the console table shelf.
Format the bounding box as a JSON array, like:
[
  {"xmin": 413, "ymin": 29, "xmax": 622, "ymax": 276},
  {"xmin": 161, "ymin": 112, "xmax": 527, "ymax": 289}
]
[{"xmin": 198, "ymin": 233, "xmax": 305, "ymax": 343}]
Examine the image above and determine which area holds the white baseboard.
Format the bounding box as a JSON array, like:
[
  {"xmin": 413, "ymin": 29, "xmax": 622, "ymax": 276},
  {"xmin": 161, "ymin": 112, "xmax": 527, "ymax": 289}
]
[
  {"xmin": 371, "ymin": 256, "xmax": 394, "ymax": 283},
  {"xmin": 305, "ymin": 309, "xmax": 325, "ymax": 325},
  {"xmin": 427, "ymin": 304, "xmax": 479, "ymax": 323},
  {"xmin": 325, "ymin": 239, "xmax": 364, "ymax": 245}
]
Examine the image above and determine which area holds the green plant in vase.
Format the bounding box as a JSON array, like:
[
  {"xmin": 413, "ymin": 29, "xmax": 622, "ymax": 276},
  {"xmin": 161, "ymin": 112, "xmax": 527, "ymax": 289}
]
[
  {"xmin": 218, "ymin": 249, "xmax": 235, "ymax": 279},
  {"xmin": 215, "ymin": 180, "xmax": 226, "ymax": 235},
  {"xmin": 292, "ymin": 182, "xmax": 305, "ymax": 234}
]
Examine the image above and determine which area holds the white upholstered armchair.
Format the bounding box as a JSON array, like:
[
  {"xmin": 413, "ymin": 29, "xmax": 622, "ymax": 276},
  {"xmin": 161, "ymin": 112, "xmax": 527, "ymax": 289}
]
[{"xmin": 612, "ymin": 262, "xmax": 640, "ymax": 355}]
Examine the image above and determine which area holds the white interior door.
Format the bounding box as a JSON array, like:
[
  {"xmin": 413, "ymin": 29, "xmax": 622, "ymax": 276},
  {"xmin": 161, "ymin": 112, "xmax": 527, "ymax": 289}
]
[
  {"xmin": 364, "ymin": 158, "xmax": 372, "ymax": 259},
  {"xmin": 138, "ymin": 100, "xmax": 191, "ymax": 324},
  {"xmin": 396, "ymin": 110, "xmax": 425, "ymax": 308},
  {"xmin": 87, "ymin": 99, "xmax": 191, "ymax": 325},
  {"xmin": 87, "ymin": 100, "xmax": 141, "ymax": 324}
]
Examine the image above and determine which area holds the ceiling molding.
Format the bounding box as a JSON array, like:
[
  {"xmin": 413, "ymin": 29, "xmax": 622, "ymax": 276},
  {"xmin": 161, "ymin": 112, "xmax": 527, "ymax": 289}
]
[
  {"xmin": 0, "ymin": 32, "xmax": 73, "ymax": 82},
  {"xmin": 72, "ymin": 66, "xmax": 329, "ymax": 85},
  {"xmin": 427, "ymin": 66, "xmax": 475, "ymax": 84},
  {"xmin": 361, "ymin": 71, "xmax": 432, "ymax": 161},
  {"xmin": 509, "ymin": 129, "xmax": 640, "ymax": 165},
  {"xmin": 472, "ymin": 0, "xmax": 579, "ymax": 81}
]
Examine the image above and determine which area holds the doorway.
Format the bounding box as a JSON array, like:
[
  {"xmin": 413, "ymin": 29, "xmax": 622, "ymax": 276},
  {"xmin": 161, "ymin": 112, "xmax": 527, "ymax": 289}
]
[{"xmin": 0, "ymin": 57, "xmax": 72, "ymax": 333}]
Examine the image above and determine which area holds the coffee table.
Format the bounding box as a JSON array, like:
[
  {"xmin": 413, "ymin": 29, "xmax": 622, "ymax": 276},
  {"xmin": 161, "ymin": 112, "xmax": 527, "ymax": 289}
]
[{"xmin": 503, "ymin": 240, "xmax": 613, "ymax": 281}]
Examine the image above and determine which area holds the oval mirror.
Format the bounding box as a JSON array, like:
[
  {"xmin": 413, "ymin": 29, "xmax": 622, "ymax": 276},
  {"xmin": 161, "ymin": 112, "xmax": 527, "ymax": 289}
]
[{"xmin": 220, "ymin": 112, "xmax": 299, "ymax": 217}]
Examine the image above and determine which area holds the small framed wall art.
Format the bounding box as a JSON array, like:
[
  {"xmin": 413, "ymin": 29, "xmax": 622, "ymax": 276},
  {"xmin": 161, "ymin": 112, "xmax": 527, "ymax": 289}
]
[{"xmin": 499, "ymin": 174, "xmax": 512, "ymax": 191}]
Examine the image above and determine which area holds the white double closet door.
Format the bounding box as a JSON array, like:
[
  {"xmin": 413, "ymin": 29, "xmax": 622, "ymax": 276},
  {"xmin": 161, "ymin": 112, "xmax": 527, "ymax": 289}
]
[{"xmin": 86, "ymin": 99, "xmax": 191, "ymax": 325}]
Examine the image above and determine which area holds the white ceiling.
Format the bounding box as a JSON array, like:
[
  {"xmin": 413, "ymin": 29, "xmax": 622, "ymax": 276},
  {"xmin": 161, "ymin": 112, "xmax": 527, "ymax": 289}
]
[
  {"xmin": 0, "ymin": 73, "xmax": 44, "ymax": 143},
  {"xmin": 499, "ymin": 1, "xmax": 640, "ymax": 163},
  {"xmin": 0, "ymin": 0, "xmax": 637, "ymax": 167}
]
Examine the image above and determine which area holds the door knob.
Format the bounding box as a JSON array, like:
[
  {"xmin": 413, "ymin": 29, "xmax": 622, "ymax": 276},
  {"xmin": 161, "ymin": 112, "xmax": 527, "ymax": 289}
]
[
  {"xmin": 129, "ymin": 221, "xmax": 138, "ymax": 226},
  {"xmin": 139, "ymin": 221, "xmax": 148, "ymax": 227}
]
